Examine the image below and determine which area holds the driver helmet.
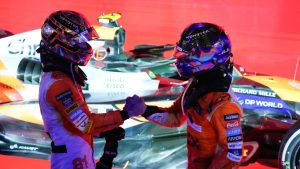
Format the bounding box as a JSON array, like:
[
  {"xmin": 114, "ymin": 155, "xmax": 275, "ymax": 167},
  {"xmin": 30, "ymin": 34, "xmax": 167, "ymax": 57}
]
[
  {"xmin": 173, "ymin": 22, "xmax": 233, "ymax": 79},
  {"xmin": 39, "ymin": 10, "xmax": 99, "ymax": 66}
]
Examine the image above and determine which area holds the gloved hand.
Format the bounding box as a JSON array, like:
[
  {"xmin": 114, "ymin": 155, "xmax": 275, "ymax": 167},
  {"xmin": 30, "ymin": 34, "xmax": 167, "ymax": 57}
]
[
  {"xmin": 123, "ymin": 94, "xmax": 146, "ymax": 117},
  {"xmin": 99, "ymin": 127, "xmax": 125, "ymax": 142},
  {"xmin": 96, "ymin": 127, "xmax": 125, "ymax": 169}
]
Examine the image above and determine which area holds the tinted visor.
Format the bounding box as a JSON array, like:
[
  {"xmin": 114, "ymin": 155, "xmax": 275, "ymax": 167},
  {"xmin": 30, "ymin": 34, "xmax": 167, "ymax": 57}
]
[
  {"xmin": 71, "ymin": 27, "xmax": 99, "ymax": 44},
  {"xmin": 173, "ymin": 45, "xmax": 191, "ymax": 60}
]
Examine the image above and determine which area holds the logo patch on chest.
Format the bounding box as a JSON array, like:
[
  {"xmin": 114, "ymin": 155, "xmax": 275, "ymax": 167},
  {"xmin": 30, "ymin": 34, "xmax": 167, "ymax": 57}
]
[{"xmin": 224, "ymin": 113, "xmax": 239, "ymax": 121}]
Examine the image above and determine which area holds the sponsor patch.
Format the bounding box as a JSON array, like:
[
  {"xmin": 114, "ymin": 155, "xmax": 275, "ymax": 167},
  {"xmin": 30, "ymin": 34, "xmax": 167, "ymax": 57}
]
[
  {"xmin": 77, "ymin": 117, "xmax": 89, "ymax": 132},
  {"xmin": 235, "ymin": 93, "xmax": 290, "ymax": 110},
  {"xmin": 227, "ymin": 134, "xmax": 243, "ymax": 142},
  {"xmin": 69, "ymin": 108, "xmax": 84, "ymax": 121},
  {"xmin": 226, "ymin": 121, "xmax": 240, "ymax": 129},
  {"xmin": 228, "ymin": 142, "xmax": 243, "ymax": 149},
  {"xmin": 79, "ymin": 119, "xmax": 89, "ymax": 128},
  {"xmin": 228, "ymin": 149, "xmax": 242, "ymax": 156},
  {"xmin": 224, "ymin": 113, "xmax": 239, "ymax": 121},
  {"xmin": 227, "ymin": 152, "xmax": 242, "ymax": 162},
  {"xmin": 73, "ymin": 113, "xmax": 88, "ymax": 127},
  {"xmin": 231, "ymin": 87, "xmax": 276, "ymax": 97},
  {"xmin": 62, "ymin": 97, "xmax": 73, "ymax": 107},
  {"xmin": 65, "ymin": 103, "xmax": 79, "ymax": 114},
  {"xmin": 56, "ymin": 90, "xmax": 72, "ymax": 101},
  {"xmin": 226, "ymin": 128, "xmax": 242, "ymax": 137}
]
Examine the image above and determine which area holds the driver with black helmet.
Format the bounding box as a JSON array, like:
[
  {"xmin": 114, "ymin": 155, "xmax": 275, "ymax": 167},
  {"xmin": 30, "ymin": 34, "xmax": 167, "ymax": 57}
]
[
  {"xmin": 38, "ymin": 10, "xmax": 146, "ymax": 169},
  {"xmin": 128, "ymin": 22, "xmax": 243, "ymax": 169}
]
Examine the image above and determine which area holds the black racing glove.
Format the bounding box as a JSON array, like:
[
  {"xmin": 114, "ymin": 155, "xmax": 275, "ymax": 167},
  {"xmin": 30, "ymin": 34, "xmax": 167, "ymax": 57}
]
[
  {"xmin": 96, "ymin": 127, "xmax": 125, "ymax": 169},
  {"xmin": 142, "ymin": 105, "xmax": 162, "ymax": 118}
]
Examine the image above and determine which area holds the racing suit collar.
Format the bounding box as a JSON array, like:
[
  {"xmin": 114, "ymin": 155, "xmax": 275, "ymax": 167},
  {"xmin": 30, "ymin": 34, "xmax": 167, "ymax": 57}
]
[{"xmin": 197, "ymin": 92, "xmax": 231, "ymax": 113}]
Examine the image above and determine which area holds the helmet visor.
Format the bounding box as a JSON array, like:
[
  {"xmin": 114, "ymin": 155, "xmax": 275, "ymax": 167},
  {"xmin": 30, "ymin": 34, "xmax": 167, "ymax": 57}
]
[
  {"xmin": 71, "ymin": 27, "xmax": 99, "ymax": 44},
  {"xmin": 172, "ymin": 45, "xmax": 191, "ymax": 60}
]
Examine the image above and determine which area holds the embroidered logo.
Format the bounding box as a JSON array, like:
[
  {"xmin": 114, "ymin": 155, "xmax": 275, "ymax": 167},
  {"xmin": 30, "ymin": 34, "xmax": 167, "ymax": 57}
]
[
  {"xmin": 227, "ymin": 134, "xmax": 243, "ymax": 142},
  {"xmin": 224, "ymin": 113, "xmax": 239, "ymax": 121},
  {"xmin": 56, "ymin": 90, "xmax": 72, "ymax": 101},
  {"xmin": 226, "ymin": 128, "xmax": 242, "ymax": 137},
  {"xmin": 228, "ymin": 142, "xmax": 243, "ymax": 149},
  {"xmin": 226, "ymin": 121, "xmax": 240, "ymax": 128},
  {"xmin": 69, "ymin": 108, "xmax": 84, "ymax": 120},
  {"xmin": 65, "ymin": 103, "xmax": 79, "ymax": 114}
]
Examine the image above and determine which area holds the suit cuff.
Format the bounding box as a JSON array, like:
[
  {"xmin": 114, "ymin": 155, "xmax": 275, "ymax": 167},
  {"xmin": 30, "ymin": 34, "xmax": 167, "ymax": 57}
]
[{"xmin": 120, "ymin": 110, "xmax": 129, "ymax": 120}]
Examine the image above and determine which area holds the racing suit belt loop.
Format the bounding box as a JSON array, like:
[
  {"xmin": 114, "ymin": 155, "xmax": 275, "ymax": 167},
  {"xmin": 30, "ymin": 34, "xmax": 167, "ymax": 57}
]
[{"xmin": 51, "ymin": 141, "xmax": 67, "ymax": 153}]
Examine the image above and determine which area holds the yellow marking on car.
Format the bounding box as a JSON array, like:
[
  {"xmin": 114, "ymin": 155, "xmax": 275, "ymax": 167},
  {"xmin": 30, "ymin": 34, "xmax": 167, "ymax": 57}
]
[
  {"xmin": 0, "ymin": 59, "xmax": 26, "ymax": 91},
  {"xmin": 0, "ymin": 74, "xmax": 26, "ymax": 90},
  {"xmin": 243, "ymin": 149, "xmax": 249, "ymax": 157},
  {"xmin": 97, "ymin": 13, "xmax": 122, "ymax": 22},
  {"xmin": 0, "ymin": 70, "xmax": 25, "ymax": 102},
  {"xmin": 245, "ymin": 75, "xmax": 300, "ymax": 102},
  {"xmin": 94, "ymin": 26, "xmax": 119, "ymax": 40},
  {"xmin": 0, "ymin": 59, "xmax": 7, "ymax": 70},
  {"xmin": 0, "ymin": 104, "xmax": 43, "ymax": 125}
]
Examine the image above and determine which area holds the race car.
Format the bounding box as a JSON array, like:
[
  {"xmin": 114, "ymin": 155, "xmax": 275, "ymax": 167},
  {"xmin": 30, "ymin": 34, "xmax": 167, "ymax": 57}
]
[{"xmin": 0, "ymin": 13, "xmax": 300, "ymax": 169}]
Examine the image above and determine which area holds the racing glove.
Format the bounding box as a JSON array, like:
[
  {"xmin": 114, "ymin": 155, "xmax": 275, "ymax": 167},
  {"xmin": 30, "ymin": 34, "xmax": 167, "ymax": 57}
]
[
  {"xmin": 96, "ymin": 127, "xmax": 125, "ymax": 169},
  {"xmin": 123, "ymin": 94, "xmax": 146, "ymax": 118}
]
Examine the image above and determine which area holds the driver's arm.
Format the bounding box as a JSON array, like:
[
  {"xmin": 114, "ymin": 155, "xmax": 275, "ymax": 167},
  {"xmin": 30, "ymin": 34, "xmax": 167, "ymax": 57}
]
[
  {"xmin": 208, "ymin": 102, "xmax": 243, "ymax": 169},
  {"xmin": 142, "ymin": 95, "xmax": 187, "ymax": 128},
  {"xmin": 46, "ymin": 78, "xmax": 125, "ymax": 135}
]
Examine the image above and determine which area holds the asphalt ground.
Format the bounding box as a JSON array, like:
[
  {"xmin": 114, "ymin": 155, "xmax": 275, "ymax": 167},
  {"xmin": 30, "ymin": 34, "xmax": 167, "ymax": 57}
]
[{"xmin": 0, "ymin": 154, "xmax": 279, "ymax": 169}]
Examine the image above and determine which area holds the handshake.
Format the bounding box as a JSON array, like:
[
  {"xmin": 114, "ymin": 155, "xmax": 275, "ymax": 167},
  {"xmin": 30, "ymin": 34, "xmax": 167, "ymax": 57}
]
[{"xmin": 123, "ymin": 94, "xmax": 147, "ymax": 118}]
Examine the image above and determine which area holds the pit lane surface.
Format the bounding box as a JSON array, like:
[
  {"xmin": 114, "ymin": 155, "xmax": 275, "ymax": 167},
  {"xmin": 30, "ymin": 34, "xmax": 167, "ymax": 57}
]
[{"xmin": 0, "ymin": 154, "xmax": 278, "ymax": 169}]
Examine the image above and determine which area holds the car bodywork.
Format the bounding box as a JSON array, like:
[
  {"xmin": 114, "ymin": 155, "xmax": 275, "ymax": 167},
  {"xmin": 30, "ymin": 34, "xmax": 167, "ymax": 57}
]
[{"xmin": 0, "ymin": 14, "xmax": 300, "ymax": 168}]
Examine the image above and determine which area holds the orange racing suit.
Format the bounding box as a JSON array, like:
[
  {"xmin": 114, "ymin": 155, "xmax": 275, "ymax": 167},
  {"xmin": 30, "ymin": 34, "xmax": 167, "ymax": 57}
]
[
  {"xmin": 142, "ymin": 81, "xmax": 243, "ymax": 169},
  {"xmin": 39, "ymin": 71, "xmax": 126, "ymax": 169}
]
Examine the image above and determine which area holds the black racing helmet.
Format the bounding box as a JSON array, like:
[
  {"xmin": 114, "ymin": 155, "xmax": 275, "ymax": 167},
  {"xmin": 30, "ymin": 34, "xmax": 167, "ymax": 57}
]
[
  {"xmin": 173, "ymin": 22, "xmax": 233, "ymax": 79},
  {"xmin": 39, "ymin": 10, "xmax": 99, "ymax": 66}
]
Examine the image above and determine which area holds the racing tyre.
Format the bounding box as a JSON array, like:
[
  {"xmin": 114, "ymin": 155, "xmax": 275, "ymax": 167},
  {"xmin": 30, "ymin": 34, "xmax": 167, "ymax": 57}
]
[{"xmin": 278, "ymin": 120, "xmax": 300, "ymax": 169}]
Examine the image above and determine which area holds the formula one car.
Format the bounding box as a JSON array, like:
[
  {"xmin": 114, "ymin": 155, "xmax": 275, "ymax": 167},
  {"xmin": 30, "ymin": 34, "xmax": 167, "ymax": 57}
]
[{"xmin": 0, "ymin": 13, "xmax": 299, "ymax": 169}]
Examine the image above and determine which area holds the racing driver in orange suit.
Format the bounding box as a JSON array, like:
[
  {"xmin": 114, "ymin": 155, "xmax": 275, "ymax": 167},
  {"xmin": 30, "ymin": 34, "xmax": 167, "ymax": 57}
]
[
  {"xmin": 37, "ymin": 10, "xmax": 146, "ymax": 169},
  {"xmin": 128, "ymin": 22, "xmax": 243, "ymax": 169}
]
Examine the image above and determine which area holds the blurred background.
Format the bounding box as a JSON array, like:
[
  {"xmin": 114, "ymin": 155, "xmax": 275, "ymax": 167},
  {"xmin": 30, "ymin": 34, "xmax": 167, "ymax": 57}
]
[{"xmin": 1, "ymin": 1, "xmax": 299, "ymax": 168}]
